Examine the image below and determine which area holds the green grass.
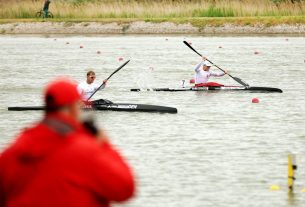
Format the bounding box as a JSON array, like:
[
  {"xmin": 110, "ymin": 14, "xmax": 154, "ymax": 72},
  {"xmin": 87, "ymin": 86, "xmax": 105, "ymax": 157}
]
[
  {"xmin": 0, "ymin": 0, "xmax": 304, "ymax": 27},
  {"xmin": 192, "ymin": 6, "xmax": 235, "ymax": 17}
]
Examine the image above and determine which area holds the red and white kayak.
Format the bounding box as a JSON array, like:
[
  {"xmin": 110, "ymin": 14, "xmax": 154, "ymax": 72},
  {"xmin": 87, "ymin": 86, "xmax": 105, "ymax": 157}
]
[
  {"xmin": 130, "ymin": 86, "xmax": 282, "ymax": 93},
  {"xmin": 131, "ymin": 80, "xmax": 282, "ymax": 93}
]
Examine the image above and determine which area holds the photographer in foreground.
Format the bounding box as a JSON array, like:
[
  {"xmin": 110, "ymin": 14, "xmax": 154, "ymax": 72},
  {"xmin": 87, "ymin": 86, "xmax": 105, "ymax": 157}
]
[{"xmin": 0, "ymin": 78, "xmax": 135, "ymax": 207}]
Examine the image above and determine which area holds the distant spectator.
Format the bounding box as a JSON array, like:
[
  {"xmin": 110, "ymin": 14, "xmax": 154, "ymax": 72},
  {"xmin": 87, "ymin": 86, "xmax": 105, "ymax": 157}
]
[{"xmin": 43, "ymin": 0, "xmax": 51, "ymax": 18}]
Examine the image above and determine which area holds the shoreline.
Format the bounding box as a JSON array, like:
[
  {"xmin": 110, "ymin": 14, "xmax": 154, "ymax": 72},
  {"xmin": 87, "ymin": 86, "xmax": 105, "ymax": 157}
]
[{"xmin": 1, "ymin": 21, "xmax": 305, "ymax": 35}]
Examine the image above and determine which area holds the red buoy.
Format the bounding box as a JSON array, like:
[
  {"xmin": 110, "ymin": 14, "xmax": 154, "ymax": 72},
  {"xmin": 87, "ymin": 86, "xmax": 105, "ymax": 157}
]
[
  {"xmin": 188, "ymin": 41, "xmax": 192, "ymax": 45},
  {"xmin": 80, "ymin": 45, "xmax": 84, "ymax": 48},
  {"xmin": 97, "ymin": 51, "xmax": 101, "ymax": 54},
  {"xmin": 189, "ymin": 79, "xmax": 195, "ymax": 84},
  {"xmin": 118, "ymin": 57, "xmax": 123, "ymax": 61},
  {"xmin": 252, "ymin": 98, "xmax": 259, "ymax": 103},
  {"xmin": 254, "ymin": 51, "xmax": 259, "ymax": 55}
]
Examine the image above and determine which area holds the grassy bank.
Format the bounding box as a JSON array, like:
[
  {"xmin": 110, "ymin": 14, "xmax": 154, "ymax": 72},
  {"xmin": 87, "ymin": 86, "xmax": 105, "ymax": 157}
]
[{"xmin": 0, "ymin": 0, "xmax": 304, "ymax": 19}]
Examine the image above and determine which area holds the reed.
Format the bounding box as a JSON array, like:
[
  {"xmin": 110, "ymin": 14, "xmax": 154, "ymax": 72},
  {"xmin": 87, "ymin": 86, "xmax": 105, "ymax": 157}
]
[{"xmin": 0, "ymin": 0, "xmax": 304, "ymax": 19}]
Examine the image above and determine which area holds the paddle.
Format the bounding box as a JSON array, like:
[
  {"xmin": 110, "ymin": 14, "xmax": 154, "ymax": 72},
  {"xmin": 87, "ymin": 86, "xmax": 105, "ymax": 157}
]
[
  {"xmin": 183, "ymin": 41, "xmax": 249, "ymax": 87},
  {"xmin": 86, "ymin": 60, "xmax": 130, "ymax": 101}
]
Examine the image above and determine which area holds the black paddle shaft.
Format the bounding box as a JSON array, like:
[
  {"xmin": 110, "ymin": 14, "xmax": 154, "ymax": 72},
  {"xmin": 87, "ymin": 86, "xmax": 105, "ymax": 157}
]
[
  {"xmin": 86, "ymin": 60, "xmax": 130, "ymax": 101},
  {"xmin": 183, "ymin": 41, "xmax": 249, "ymax": 87}
]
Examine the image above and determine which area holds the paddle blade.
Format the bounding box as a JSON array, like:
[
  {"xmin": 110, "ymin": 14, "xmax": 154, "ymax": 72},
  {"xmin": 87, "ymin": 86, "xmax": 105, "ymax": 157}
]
[
  {"xmin": 183, "ymin": 41, "xmax": 202, "ymax": 57},
  {"xmin": 232, "ymin": 76, "xmax": 249, "ymax": 87}
]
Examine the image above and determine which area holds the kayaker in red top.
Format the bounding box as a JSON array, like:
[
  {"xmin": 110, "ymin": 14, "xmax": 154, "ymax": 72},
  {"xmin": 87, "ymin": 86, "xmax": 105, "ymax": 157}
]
[
  {"xmin": 0, "ymin": 78, "xmax": 135, "ymax": 207},
  {"xmin": 194, "ymin": 56, "xmax": 228, "ymax": 87}
]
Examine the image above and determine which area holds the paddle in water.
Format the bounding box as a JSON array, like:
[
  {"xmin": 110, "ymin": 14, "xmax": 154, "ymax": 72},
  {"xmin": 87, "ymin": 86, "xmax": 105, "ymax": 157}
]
[
  {"xmin": 183, "ymin": 41, "xmax": 249, "ymax": 87},
  {"xmin": 87, "ymin": 60, "xmax": 130, "ymax": 101}
]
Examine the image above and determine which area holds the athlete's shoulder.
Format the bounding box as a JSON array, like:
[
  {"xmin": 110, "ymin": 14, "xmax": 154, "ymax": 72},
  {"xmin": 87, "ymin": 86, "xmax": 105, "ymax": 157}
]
[{"xmin": 78, "ymin": 81, "xmax": 88, "ymax": 88}]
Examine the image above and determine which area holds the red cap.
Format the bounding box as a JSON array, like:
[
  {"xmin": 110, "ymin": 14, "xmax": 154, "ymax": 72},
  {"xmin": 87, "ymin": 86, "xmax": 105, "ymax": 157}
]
[{"xmin": 45, "ymin": 78, "xmax": 81, "ymax": 110}]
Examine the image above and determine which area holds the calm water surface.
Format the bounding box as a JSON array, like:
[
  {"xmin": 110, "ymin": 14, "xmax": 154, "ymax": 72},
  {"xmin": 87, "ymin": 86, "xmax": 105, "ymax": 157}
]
[{"xmin": 0, "ymin": 35, "xmax": 305, "ymax": 207}]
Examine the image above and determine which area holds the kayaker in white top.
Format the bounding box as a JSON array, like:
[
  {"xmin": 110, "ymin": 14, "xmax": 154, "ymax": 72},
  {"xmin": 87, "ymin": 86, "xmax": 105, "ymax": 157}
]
[
  {"xmin": 194, "ymin": 56, "xmax": 227, "ymax": 87},
  {"xmin": 77, "ymin": 70, "xmax": 107, "ymax": 100}
]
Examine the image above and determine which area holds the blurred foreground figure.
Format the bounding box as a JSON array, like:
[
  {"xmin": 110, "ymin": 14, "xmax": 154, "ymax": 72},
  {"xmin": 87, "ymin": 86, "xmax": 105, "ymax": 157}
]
[{"xmin": 0, "ymin": 78, "xmax": 135, "ymax": 207}]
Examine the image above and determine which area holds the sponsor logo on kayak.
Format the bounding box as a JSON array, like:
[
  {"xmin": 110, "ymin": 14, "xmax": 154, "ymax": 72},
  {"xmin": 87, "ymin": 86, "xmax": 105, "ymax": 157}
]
[
  {"xmin": 108, "ymin": 104, "xmax": 138, "ymax": 109},
  {"xmin": 83, "ymin": 105, "xmax": 93, "ymax": 109}
]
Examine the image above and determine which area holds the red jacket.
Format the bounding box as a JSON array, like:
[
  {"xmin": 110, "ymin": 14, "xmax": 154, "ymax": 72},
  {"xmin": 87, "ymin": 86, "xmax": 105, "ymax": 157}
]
[{"xmin": 0, "ymin": 113, "xmax": 135, "ymax": 207}]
